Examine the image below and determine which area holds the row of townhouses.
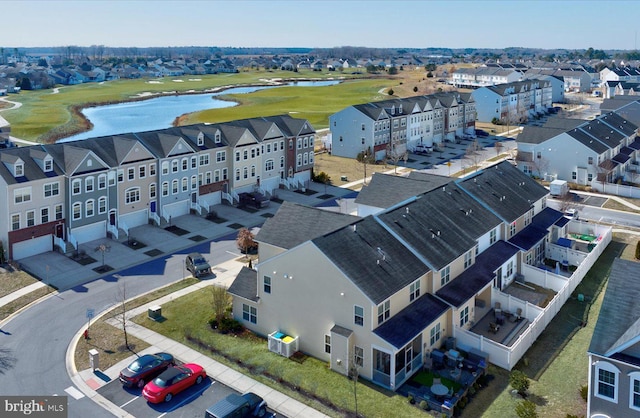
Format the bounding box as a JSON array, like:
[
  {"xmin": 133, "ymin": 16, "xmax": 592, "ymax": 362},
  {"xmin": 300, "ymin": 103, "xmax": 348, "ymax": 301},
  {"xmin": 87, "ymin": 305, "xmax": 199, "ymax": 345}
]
[
  {"xmin": 228, "ymin": 161, "xmax": 611, "ymax": 393},
  {"xmin": 516, "ymin": 105, "xmax": 640, "ymax": 185},
  {"xmin": 0, "ymin": 115, "xmax": 314, "ymax": 260},
  {"xmin": 329, "ymin": 92, "xmax": 477, "ymax": 160}
]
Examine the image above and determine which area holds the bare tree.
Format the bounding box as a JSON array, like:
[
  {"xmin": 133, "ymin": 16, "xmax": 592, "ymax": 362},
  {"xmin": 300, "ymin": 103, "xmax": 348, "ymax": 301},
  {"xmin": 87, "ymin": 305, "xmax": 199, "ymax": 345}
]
[
  {"xmin": 211, "ymin": 285, "xmax": 231, "ymax": 322},
  {"xmin": 356, "ymin": 147, "xmax": 376, "ymax": 185},
  {"xmin": 112, "ymin": 280, "xmax": 133, "ymax": 352},
  {"xmin": 347, "ymin": 346, "xmax": 363, "ymax": 417},
  {"xmin": 494, "ymin": 141, "xmax": 504, "ymax": 157},
  {"xmin": 464, "ymin": 140, "xmax": 484, "ymax": 171},
  {"xmin": 385, "ymin": 142, "xmax": 407, "ymax": 175},
  {"xmin": 531, "ymin": 154, "xmax": 550, "ymax": 179}
]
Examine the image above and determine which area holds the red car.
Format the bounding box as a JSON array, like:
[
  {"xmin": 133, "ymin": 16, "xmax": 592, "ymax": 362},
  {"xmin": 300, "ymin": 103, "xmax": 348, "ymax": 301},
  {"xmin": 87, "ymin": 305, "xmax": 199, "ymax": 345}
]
[{"xmin": 142, "ymin": 363, "xmax": 206, "ymax": 403}]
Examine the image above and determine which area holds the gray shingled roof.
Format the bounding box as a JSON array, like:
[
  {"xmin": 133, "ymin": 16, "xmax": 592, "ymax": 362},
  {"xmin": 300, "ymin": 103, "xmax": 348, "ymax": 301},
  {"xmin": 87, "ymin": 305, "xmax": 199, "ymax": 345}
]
[
  {"xmin": 588, "ymin": 258, "xmax": 640, "ymax": 357},
  {"xmin": 313, "ymin": 216, "xmax": 429, "ymax": 305},
  {"xmin": 0, "ymin": 146, "xmax": 63, "ymax": 184},
  {"xmin": 517, "ymin": 126, "xmax": 566, "ymax": 145},
  {"xmin": 228, "ymin": 266, "xmax": 259, "ymax": 302},
  {"xmin": 256, "ymin": 201, "xmax": 360, "ymax": 250},
  {"xmin": 354, "ymin": 172, "xmax": 450, "ymax": 208}
]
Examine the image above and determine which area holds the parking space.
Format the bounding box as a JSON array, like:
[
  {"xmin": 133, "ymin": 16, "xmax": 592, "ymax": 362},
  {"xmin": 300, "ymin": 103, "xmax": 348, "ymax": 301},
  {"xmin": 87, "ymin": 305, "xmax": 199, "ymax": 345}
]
[{"xmin": 573, "ymin": 193, "xmax": 608, "ymax": 208}]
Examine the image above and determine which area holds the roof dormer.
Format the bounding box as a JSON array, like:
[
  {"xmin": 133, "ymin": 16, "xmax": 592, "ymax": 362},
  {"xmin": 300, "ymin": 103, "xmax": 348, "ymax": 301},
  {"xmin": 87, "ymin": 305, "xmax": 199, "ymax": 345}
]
[
  {"xmin": 214, "ymin": 130, "xmax": 221, "ymax": 144},
  {"xmin": 1, "ymin": 153, "xmax": 24, "ymax": 178},
  {"xmin": 197, "ymin": 132, "xmax": 205, "ymax": 146}
]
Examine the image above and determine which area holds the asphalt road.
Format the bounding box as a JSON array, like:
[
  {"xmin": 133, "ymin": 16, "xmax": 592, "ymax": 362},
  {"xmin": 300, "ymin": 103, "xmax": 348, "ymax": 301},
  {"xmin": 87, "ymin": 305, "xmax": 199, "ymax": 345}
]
[{"xmin": 0, "ymin": 232, "xmax": 241, "ymax": 418}]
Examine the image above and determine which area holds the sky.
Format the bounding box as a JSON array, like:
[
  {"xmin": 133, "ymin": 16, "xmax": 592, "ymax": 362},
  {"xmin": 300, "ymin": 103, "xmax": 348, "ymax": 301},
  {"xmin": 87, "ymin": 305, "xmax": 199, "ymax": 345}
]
[{"xmin": 3, "ymin": 0, "xmax": 640, "ymax": 51}]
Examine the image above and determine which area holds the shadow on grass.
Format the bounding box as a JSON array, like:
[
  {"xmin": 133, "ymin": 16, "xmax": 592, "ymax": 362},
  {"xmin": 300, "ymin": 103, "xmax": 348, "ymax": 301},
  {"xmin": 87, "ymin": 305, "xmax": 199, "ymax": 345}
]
[{"xmin": 516, "ymin": 240, "xmax": 625, "ymax": 380}]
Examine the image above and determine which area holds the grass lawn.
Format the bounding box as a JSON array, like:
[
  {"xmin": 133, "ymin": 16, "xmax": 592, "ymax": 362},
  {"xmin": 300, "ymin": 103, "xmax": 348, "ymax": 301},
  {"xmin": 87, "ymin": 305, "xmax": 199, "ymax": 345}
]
[
  {"xmin": 0, "ymin": 269, "xmax": 56, "ymax": 321},
  {"xmin": 131, "ymin": 287, "xmax": 428, "ymax": 418}
]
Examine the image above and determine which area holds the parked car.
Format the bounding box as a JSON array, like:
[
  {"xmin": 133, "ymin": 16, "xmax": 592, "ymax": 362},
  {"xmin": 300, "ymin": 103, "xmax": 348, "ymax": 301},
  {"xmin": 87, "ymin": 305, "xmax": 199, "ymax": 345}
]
[
  {"xmin": 238, "ymin": 192, "xmax": 270, "ymax": 209},
  {"xmin": 142, "ymin": 363, "xmax": 206, "ymax": 403},
  {"xmin": 185, "ymin": 252, "xmax": 211, "ymax": 277},
  {"xmin": 119, "ymin": 352, "xmax": 175, "ymax": 388},
  {"xmin": 475, "ymin": 129, "xmax": 489, "ymax": 137},
  {"xmin": 205, "ymin": 392, "xmax": 268, "ymax": 418}
]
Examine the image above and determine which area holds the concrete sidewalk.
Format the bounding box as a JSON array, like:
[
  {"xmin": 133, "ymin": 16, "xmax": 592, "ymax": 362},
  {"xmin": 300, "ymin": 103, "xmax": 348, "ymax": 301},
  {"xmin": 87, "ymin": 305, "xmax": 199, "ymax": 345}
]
[{"xmin": 70, "ymin": 258, "xmax": 329, "ymax": 418}]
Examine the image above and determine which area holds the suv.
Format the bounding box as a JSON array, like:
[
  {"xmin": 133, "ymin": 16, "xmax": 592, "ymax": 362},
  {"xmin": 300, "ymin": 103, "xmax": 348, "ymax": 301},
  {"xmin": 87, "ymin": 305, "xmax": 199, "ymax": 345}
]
[
  {"xmin": 238, "ymin": 192, "xmax": 270, "ymax": 209},
  {"xmin": 185, "ymin": 252, "xmax": 211, "ymax": 277},
  {"xmin": 205, "ymin": 392, "xmax": 267, "ymax": 418}
]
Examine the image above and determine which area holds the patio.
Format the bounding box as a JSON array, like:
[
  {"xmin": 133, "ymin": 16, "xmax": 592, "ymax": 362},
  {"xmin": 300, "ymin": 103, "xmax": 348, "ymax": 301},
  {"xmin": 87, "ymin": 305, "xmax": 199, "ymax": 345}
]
[{"xmin": 470, "ymin": 307, "xmax": 530, "ymax": 346}]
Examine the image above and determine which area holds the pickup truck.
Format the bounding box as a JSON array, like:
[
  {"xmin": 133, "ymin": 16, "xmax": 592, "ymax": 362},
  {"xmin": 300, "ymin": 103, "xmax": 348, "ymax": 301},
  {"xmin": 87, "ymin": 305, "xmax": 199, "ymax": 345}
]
[{"xmin": 238, "ymin": 192, "xmax": 270, "ymax": 209}]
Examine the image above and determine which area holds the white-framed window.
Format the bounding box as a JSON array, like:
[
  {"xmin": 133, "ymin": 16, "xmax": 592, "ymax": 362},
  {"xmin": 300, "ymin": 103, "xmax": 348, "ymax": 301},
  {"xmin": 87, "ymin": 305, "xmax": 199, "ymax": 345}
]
[
  {"xmin": 280, "ymin": 140, "xmax": 285, "ymax": 150},
  {"xmin": 243, "ymin": 167, "xmax": 248, "ymax": 179},
  {"xmin": 181, "ymin": 177, "xmax": 188, "ymax": 192},
  {"xmin": 377, "ymin": 300, "xmax": 390, "ymax": 325},
  {"xmin": 216, "ymin": 151, "xmax": 226, "ymax": 163},
  {"xmin": 72, "ymin": 202, "xmax": 82, "ymax": 220},
  {"xmin": 55, "ymin": 204, "xmax": 63, "ymax": 220},
  {"xmin": 242, "ymin": 304, "xmax": 257, "ymax": 324},
  {"xmin": 191, "ymin": 156, "xmax": 197, "ymax": 169},
  {"xmin": 41, "ymin": 207, "xmax": 49, "ymax": 223},
  {"xmin": 280, "ymin": 156, "xmax": 285, "ymax": 168},
  {"xmin": 266, "ymin": 143, "xmax": 271, "ymax": 153},
  {"xmin": 171, "ymin": 159, "xmax": 179, "ymax": 173},
  {"xmin": 15, "ymin": 162, "xmax": 24, "ymax": 177},
  {"xmin": 172, "ymin": 179, "xmax": 179, "ymax": 194},
  {"xmin": 162, "ymin": 161, "xmax": 170, "ymax": 175},
  {"xmin": 181, "ymin": 158, "xmax": 188, "ymax": 171},
  {"xmin": 162, "ymin": 182, "xmax": 169, "ymax": 197},
  {"xmin": 117, "ymin": 169, "xmax": 124, "ymax": 183},
  {"xmin": 190, "ymin": 175, "xmax": 197, "ymax": 190},
  {"xmin": 459, "ymin": 306, "xmax": 469, "ymax": 327},
  {"xmin": 596, "ymin": 361, "xmax": 619, "ymax": 402},
  {"xmin": 98, "ymin": 197, "xmax": 107, "ymax": 214},
  {"xmin": 243, "ymin": 149, "xmax": 248, "ymax": 160},
  {"xmin": 197, "ymin": 133, "xmax": 205, "ymax": 146},
  {"xmin": 265, "ymin": 159, "xmax": 274, "ymax": 171},
  {"xmin": 200, "ymin": 153, "xmax": 210, "ymax": 166},
  {"xmin": 26, "ymin": 210, "xmax": 35, "ymax": 227},
  {"xmin": 263, "ymin": 276, "xmax": 271, "ymax": 294},
  {"xmin": 14, "ymin": 187, "xmax": 32, "ymax": 204},
  {"xmin": 490, "ymin": 229, "xmax": 497, "ymax": 244},
  {"xmin": 430, "ymin": 323, "xmax": 441, "ymax": 346},
  {"xmin": 11, "ymin": 213, "xmax": 20, "ymax": 231},
  {"xmin": 205, "ymin": 172, "xmax": 212, "ymax": 184},
  {"xmin": 108, "ymin": 171, "xmax": 116, "ymax": 186},
  {"xmin": 297, "ymin": 154, "xmax": 302, "ymax": 167},
  {"xmin": 85, "ymin": 199, "xmax": 95, "ymax": 217},
  {"xmin": 629, "ymin": 371, "xmax": 640, "ymax": 410},
  {"xmin": 127, "ymin": 167, "xmax": 135, "ymax": 181},
  {"xmin": 410, "ymin": 279, "xmax": 420, "ymax": 302},
  {"xmin": 139, "ymin": 165, "xmax": 146, "ymax": 179},
  {"xmin": 215, "ymin": 132, "xmax": 221, "ymax": 143},
  {"xmin": 149, "ymin": 183, "xmax": 157, "ymax": 199},
  {"xmin": 235, "ymin": 151, "xmax": 240, "ymax": 162},
  {"xmin": 44, "ymin": 158, "xmax": 53, "ymax": 172},
  {"xmin": 125, "ymin": 187, "xmax": 140, "ymax": 204},
  {"xmin": 72, "ymin": 179, "xmax": 81, "ymax": 195},
  {"xmin": 86, "ymin": 176, "xmax": 94, "ymax": 192},
  {"xmin": 297, "ymin": 138, "xmax": 302, "ymax": 149},
  {"xmin": 44, "ymin": 182, "xmax": 59, "ymax": 197},
  {"xmin": 354, "ymin": 346, "xmax": 364, "ymax": 367},
  {"xmin": 222, "ymin": 168, "xmax": 228, "ymax": 180},
  {"xmin": 324, "ymin": 335, "xmax": 331, "ymax": 354},
  {"xmin": 464, "ymin": 250, "xmax": 472, "ymax": 269},
  {"xmin": 150, "ymin": 163, "xmax": 156, "ymax": 176},
  {"xmin": 98, "ymin": 174, "xmax": 106, "ymax": 190},
  {"xmin": 440, "ymin": 265, "xmax": 450, "ymax": 286},
  {"xmin": 214, "ymin": 170, "xmax": 220, "ymax": 182},
  {"xmin": 354, "ymin": 305, "xmax": 364, "ymax": 326},
  {"xmin": 235, "ymin": 169, "xmax": 240, "ymax": 181},
  {"xmin": 251, "ymin": 165, "xmax": 256, "ymax": 178},
  {"xmin": 251, "ymin": 148, "xmax": 256, "ymax": 158},
  {"xmin": 510, "ymin": 222, "xmax": 516, "ymax": 237}
]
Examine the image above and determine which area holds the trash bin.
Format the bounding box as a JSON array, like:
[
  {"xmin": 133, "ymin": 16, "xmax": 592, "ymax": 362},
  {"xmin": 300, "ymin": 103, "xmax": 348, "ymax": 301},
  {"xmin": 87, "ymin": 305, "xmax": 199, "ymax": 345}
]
[
  {"xmin": 148, "ymin": 305, "xmax": 162, "ymax": 321},
  {"xmin": 89, "ymin": 349, "xmax": 99, "ymax": 371}
]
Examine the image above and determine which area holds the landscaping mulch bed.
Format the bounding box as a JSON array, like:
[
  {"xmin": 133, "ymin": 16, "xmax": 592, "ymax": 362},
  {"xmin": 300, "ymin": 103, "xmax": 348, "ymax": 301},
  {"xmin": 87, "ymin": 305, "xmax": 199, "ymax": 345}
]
[
  {"xmin": 261, "ymin": 213, "xmax": 274, "ymax": 218},
  {"xmin": 144, "ymin": 249, "xmax": 163, "ymax": 257},
  {"xmin": 294, "ymin": 189, "xmax": 318, "ymax": 196},
  {"xmin": 189, "ymin": 235, "xmax": 207, "ymax": 242},
  {"xmin": 271, "ymin": 198, "xmax": 284, "ymax": 204},
  {"xmin": 205, "ymin": 215, "xmax": 228, "ymax": 224},
  {"xmin": 227, "ymin": 223, "xmax": 244, "ymax": 229},
  {"xmin": 71, "ymin": 254, "xmax": 97, "ymax": 266},
  {"xmin": 93, "ymin": 265, "xmax": 113, "ymax": 274},
  {"xmin": 165, "ymin": 225, "xmax": 189, "ymax": 236},
  {"xmin": 124, "ymin": 240, "xmax": 146, "ymax": 250},
  {"xmin": 239, "ymin": 206, "xmax": 259, "ymax": 213},
  {"xmin": 317, "ymin": 194, "xmax": 334, "ymax": 200}
]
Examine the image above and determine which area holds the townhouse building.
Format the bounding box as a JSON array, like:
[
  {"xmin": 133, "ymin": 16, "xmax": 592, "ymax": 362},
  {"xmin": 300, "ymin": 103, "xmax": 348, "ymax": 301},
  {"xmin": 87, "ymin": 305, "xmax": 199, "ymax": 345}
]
[
  {"xmin": 228, "ymin": 161, "xmax": 576, "ymax": 391},
  {"xmin": 516, "ymin": 112, "xmax": 640, "ymax": 184},
  {"xmin": 329, "ymin": 92, "xmax": 476, "ymax": 160},
  {"xmin": 524, "ymin": 68, "xmax": 592, "ymax": 93},
  {"xmin": 587, "ymin": 258, "xmax": 640, "ymax": 418},
  {"xmin": 450, "ymin": 66, "xmax": 523, "ymax": 88},
  {"xmin": 472, "ymin": 79, "xmax": 554, "ymax": 124},
  {"xmin": 0, "ymin": 115, "xmax": 314, "ymax": 261}
]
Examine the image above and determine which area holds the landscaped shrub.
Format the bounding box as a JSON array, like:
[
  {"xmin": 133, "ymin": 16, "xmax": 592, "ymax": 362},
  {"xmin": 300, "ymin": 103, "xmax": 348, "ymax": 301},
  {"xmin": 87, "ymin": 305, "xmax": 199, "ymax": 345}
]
[
  {"xmin": 218, "ymin": 317, "xmax": 244, "ymax": 334},
  {"xmin": 635, "ymin": 240, "xmax": 640, "ymax": 260},
  {"xmin": 419, "ymin": 400, "xmax": 429, "ymax": 410},
  {"xmin": 407, "ymin": 394, "xmax": 415, "ymax": 404},
  {"xmin": 510, "ymin": 370, "xmax": 530, "ymax": 397},
  {"xmin": 580, "ymin": 384, "xmax": 588, "ymax": 401},
  {"xmin": 515, "ymin": 399, "xmax": 537, "ymax": 418}
]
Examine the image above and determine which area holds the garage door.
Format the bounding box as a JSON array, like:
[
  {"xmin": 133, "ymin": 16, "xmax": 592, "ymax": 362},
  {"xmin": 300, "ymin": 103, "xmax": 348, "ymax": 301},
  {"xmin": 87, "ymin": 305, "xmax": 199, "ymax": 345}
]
[
  {"xmin": 72, "ymin": 221, "xmax": 106, "ymax": 244},
  {"xmin": 120, "ymin": 209, "xmax": 148, "ymax": 229},
  {"xmin": 13, "ymin": 235, "xmax": 53, "ymax": 260},
  {"xmin": 163, "ymin": 200, "xmax": 189, "ymax": 220}
]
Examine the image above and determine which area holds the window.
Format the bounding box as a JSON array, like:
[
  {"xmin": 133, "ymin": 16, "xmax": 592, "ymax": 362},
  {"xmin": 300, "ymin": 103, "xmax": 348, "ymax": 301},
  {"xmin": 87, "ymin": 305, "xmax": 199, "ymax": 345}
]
[
  {"xmin": 149, "ymin": 183, "xmax": 157, "ymax": 199},
  {"xmin": 214, "ymin": 170, "xmax": 220, "ymax": 182},
  {"xmin": 41, "ymin": 207, "xmax": 49, "ymax": 223},
  {"xmin": 14, "ymin": 187, "xmax": 32, "ymax": 204},
  {"xmin": 26, "ymin": 210, "xmax": 35, "ymax": 227},
  {"xmin": 459, "ymin": 306, "xmax": 469, "ymax": 327},
  {"xmin": 596, "ymin": 362, "xmax": 618, "ymax": 401},
  {"xmin": 243, "ymin": 167, "xmax": 248, "ymax": 179},
  {"xmin": 265, "ymin": 159, "xmax": 274, "ymax": 171},
  {"xmin": 44, "ymin": 158, "xmax": 53, "ymax": 172},
  {"xmin": 464, "ymin": 251, "xmax": 472, "ymax": 269},
  {"xmin": 324, "ymin": 335, "xmax": 331, "ymax": 354},
  {"xmin": 490, "ymin": 229, "xmax": 497, "ymax": 244},
  {"xmin": 98, "ymin": 175, "xmax": 106, "ymax": 190},
  {"xmin": 242, "ymin": 304, "xmax": 257, "ymax": 324},
  {"xmin": 55, "ymin": 204, "xmax": 63, "ymax": 220},
  {"xmin": 125, "ymin": 188, "xmax": 140, "ymax": 204},
  {"xmin": 354, "ymin": 346, "xmax": 364, "ymax": 367},
  {"xmin": 251, "ymin": 148, "xmax": 256, "ymax": 158},
  {"xmin": 572, "ymin": 171, "xmax": 577, "ymax": 180},
  {"xmin": 127, "ymin": 167, "xmax": 135, "ymax": 180},
  {"xmin": 108, "ymin": 171, "xmax": 116, "ymax": 186},
  {"xmin": 117, "ymin": 169, "xmax": 124, "ymax": 183},
  {"xmin": 430, "ymin": 323, "xmax": 441, "ymax": 346},
  {"xmin": 243, "ymin": 150, "xmax": 248, "ymax": 160},
  {"xmin": 172, "ymin": 160, "xmax": 179, "ymax": 173},
  {"xmin": 191, "ymin": 156, "xmax": 197, "ymax": 169},
  {"xmin": 85, "ymin": 200, "xmax": 94, "ymax": 217},
  {"xmin": 44, "ymin": 182, "xmax": 59, "ymax": 197},
  {"xmin": 162, "ymin": 182, "xmax": 169, "ymax": 196},
  {"xmin": 280, "ymin": 140, "xmax": 285, "ymax": 150},
  {"xmin": 303, "ymin": 137, "xmax": 308, "ymax": 148},
  {"xmin": 297, "ymin": 154, "xmax": 302, "ymax": 167},
  {"xmin": 588, "ymin": 156, "xmax": 594, "ymax": 165},
  {"xmin": 139, "ymin": 165, "xmax": 146, "ymax": 179},
  {"xmin": 15, "ymin": 162, "xmax": 24, "ymax": 177},
  {"xmin": 222, "ymin": 168, "xmax": 228, "ymax": 180},
  {"xmin": 630, "ymin": 372, "xmax": 640, "ymax": 409},
  {"xmin": 266, "ymin": 143, "xmax": 271, "ymax": 153},
  {"xmin": 235, "ymin": 169, "xmax": 240, "ymax": 181},
  {"xmin": 182, "ymin": 158, "xmax": 188, "ymax": 171},
  {"xmin": 297, "ymin": 138, "xmax": 302, "ymax": 149},
  {"xmin": 354, "ymin": 305, "xmax": 364, "ymax": 326},
  {"xmin": 410, "ymin": 279, "xmax": 420, "ymax": 302},
  {"xmin": 191, "ymin": 175, "xmax": 197, "ymax": 190},
  {"xmin": 161, "ymin": 161, "xmax": 169, "ymax": 175},
  {"xmin": 251, "ymin": 165, "xmax": 256, "ymax": 177},
  {"xmin": 172, "ymin": 180, "xmax": 178, "ymax": 194},
  {"xmin": 72, "ymin": 180, "xmax": 81, "ymax": 195},
  {"xmin": 85, "ymin": 177, "xmax": 94, "ymax": 192},
  {"xmin": 198, "ymin": 133, "xmax": 204, "ymax": 146},
  {"xmin": 235, "ymin": 151, "xmax": 240, "ymax": 162},
  {"xmin": 11, "ymin": 214, "xmax": 20, "ymax": 231},
  {"xmin": 588, "ymin": 173, "xmax": 593, "ymax": 182},
  {"xmin": 98, "ymin": 197, "xmax": 107, "ymax": 214},
  {"xmin": 149, "ymin": 163, "xmax": 156, "ymax": 176},
  {"xmin": 289, "ymin": 139, "xmax": 293, "ymax": 150},
  {"xmin": 73, "ymin": 202, "xmax": 82, "ymax": 220},
  {"xmin": 377, "ymin": 300, "xmax": 390, "ymax": 325},
  {"xmin": 216, "ymin": 151, "xmax": 226, "ymax": 163},
  {"xmin": 215, "ymin": 132, "xmax": 221, "ymax": 143},
  {"xmin": 263, "ymin": 276, "xmax": 271, "ymax": 294},
  {"xmin": 510, "ymin": 222, "xmax": 516, "ymax": 237},
  {"xmin": 440, "ymin": 265, "xmax": 450, "ymax": 286},
  {"xmin": 205, "ymin": 172, "xmax": 212, "ymax": 184},
  {"xmin": 181, "ymin": 177, "xmax": 188, "ymax": 192}
]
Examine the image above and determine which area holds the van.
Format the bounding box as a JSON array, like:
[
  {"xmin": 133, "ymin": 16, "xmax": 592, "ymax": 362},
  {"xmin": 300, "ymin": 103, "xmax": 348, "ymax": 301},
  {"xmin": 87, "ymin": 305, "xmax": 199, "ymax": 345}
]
[{"xmin": 205, "ymin": 392, "xmax": 267, "ymax": 418}]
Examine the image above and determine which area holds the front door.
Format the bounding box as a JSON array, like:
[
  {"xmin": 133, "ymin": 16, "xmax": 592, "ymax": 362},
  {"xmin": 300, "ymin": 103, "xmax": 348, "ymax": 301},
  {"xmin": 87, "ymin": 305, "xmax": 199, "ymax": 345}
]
[
  {"xmin": 191, "ymin": 192, "xmax": 197, "ymax": 203},
  {"xmin": 55, "ymin": 223, "xmax": 64, "ymax": 239},
  {"xmin": 109, "ymin": 211, "xmax": 116, "ymax": 226},
  {"xmin": 405, "ymin": 346, "xmax": 413, "ymax": 374}
]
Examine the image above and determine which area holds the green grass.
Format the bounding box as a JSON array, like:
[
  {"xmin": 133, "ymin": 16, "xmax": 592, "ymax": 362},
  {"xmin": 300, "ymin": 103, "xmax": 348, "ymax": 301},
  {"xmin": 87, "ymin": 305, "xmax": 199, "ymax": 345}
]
[
  {"xmin": 411, "ymin": 370, "xmax": 462, "ymax": 392},
  {"xmin": 3, "ymin": 70, "xmax": 394, "ymax": 143},
  {"xmin": 132, "ymin": 287, "xmax": 428, "ymax": 418}
]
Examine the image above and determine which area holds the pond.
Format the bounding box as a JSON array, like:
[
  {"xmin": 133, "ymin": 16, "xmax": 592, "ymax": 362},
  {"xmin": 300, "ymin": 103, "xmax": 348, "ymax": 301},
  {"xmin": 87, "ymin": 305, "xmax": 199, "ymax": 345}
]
[{"xmin": 60, "ymin": 80, "xmax": 340, "ymax": 142}]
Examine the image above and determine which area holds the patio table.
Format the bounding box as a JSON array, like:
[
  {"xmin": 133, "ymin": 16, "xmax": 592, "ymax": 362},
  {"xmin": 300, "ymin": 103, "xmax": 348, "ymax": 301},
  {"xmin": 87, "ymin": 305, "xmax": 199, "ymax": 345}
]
[{"xmin": 431, "ymin": 383, "xmax": 448, "ymax": 397}]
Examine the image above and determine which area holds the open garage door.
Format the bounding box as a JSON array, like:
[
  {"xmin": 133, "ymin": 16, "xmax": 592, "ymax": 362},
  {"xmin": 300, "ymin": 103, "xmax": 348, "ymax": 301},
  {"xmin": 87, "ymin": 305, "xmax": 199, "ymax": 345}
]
[{"xmin": 13, "ymin": 235, "xmax": 53, "ymax": 260}]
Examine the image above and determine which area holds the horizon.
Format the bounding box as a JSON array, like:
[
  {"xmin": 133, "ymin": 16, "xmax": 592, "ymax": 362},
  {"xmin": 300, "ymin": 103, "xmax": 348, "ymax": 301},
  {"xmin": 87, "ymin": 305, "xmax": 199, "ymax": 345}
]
[{"xmin": 4, "ymin": 1, "xmax": 640, "ymax": 51}]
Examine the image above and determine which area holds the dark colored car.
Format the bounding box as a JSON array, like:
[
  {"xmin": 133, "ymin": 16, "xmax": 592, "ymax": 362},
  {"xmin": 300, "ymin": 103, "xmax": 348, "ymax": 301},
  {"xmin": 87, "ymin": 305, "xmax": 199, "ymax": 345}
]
[
  {"xmin": 238, "ymin": 192, "xmax": 270, "ymax": 209},
  {"xmin": 119, "ymin": 352, "xmax": 174, "ymax": 389},
  {"xmin": 186, "ymin": 252, "xmax": 211, "ymax": 277},
  {"xmin": 142, "ymin": 363, "xmax": 206, "ymax": 403},
  {"xmin": 205, "ymin": 392, "xmax": 268, "ymax": 418}
]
